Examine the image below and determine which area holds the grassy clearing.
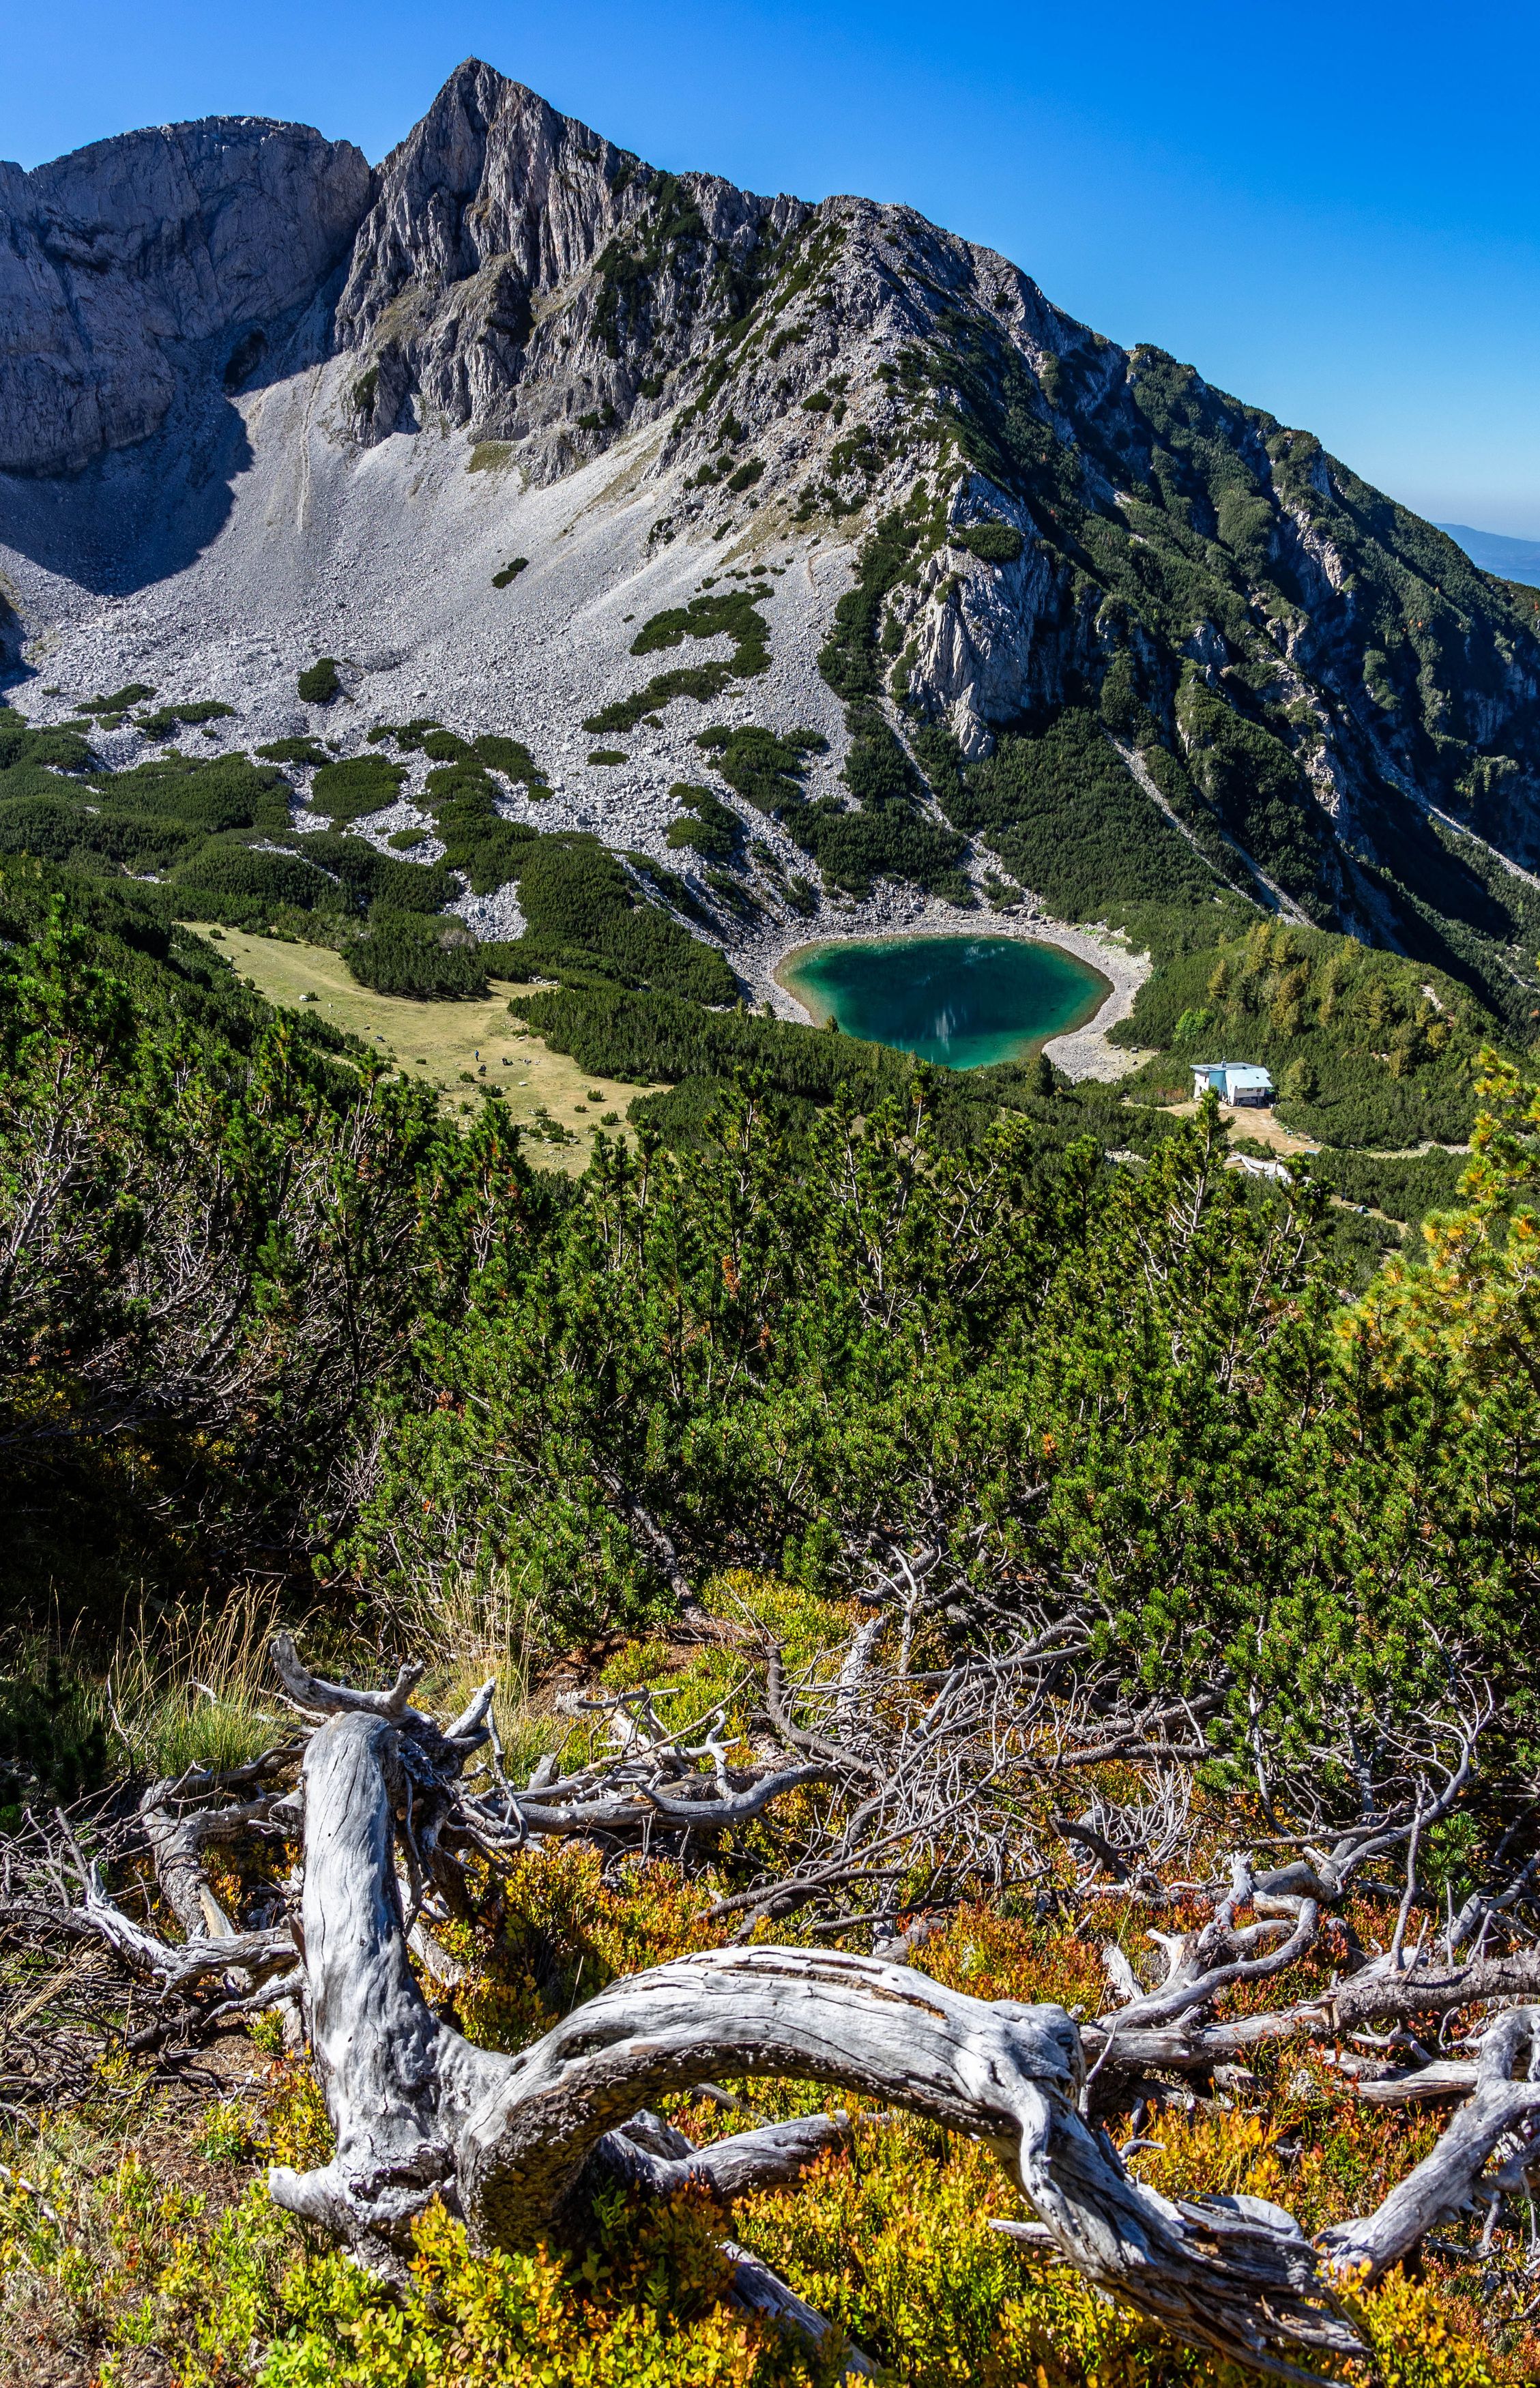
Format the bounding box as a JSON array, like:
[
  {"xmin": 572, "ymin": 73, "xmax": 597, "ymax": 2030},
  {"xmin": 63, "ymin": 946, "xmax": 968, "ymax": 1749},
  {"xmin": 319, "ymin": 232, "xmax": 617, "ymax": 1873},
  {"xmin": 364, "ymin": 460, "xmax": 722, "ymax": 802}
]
[{"xmin": 183, "ymin": 928, "xmax": 664, "ymax": 1175}]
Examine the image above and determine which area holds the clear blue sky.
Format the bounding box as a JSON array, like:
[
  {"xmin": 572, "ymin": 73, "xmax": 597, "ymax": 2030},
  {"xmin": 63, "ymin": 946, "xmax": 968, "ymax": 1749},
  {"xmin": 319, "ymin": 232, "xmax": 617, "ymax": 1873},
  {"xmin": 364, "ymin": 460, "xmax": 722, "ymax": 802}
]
[{"xmin": 7, "ymin": 1, "xmax": 1538, "ymax": 535}]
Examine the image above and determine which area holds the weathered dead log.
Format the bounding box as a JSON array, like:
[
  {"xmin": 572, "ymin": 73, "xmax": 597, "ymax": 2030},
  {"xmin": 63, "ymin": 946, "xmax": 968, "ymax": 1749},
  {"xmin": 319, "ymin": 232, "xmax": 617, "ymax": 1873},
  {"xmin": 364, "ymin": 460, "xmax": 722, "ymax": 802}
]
[
  {"xmin": 265, "ymin": 1655, "xmax": 1365, "ymax": 2380},
  {"xmin": 1321, "ymin": 2008, "xmax": 1540, "ymax": 2284}
]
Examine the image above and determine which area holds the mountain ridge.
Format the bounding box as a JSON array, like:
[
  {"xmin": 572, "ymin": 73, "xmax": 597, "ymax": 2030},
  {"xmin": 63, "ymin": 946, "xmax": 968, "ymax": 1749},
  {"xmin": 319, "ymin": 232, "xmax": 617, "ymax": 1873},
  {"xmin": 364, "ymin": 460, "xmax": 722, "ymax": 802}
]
[
  {"xmin": 2, "ymin": 56, "xmax": 1539, "ymax": 1052},
  {"xmin": 1438, "ymin": 522, "xmax": 1540, "ymax": 589}
]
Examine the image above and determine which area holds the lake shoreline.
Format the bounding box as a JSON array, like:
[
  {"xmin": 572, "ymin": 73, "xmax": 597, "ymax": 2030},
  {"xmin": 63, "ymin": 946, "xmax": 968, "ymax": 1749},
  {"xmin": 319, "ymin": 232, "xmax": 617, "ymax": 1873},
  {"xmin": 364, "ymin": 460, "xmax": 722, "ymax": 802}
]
[
  {"xmin": 756, "ymin": 902, "xmax": 1152, "ymax": 1081},
  {"xmin": 774, "ymin": 931, "xmax": 1111, "ymax": 1071}
]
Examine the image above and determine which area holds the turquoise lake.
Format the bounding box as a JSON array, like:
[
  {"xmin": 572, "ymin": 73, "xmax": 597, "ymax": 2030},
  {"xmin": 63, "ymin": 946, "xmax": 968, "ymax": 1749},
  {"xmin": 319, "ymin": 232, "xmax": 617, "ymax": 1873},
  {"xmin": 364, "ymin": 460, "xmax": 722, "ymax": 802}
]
[{"xmin": 776, "ymin": 935, "xmax": 1108, "ymax": 1071}]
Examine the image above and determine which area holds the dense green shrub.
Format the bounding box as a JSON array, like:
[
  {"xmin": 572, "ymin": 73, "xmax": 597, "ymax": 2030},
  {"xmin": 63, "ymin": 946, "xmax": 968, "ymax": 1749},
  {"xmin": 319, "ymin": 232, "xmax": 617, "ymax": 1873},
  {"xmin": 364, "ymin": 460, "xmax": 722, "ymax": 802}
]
[
  {"xmin": 1307, "ymin": 1144, "xmax": 1468, "ymax": 1224},
  {"xmin": 257, "ymin": 738, "xmax": 332, "ymax": 767},
  {"xmin": 134, "ymin": 700, "xmax": 237, "ymax": 740},
  {"xmin": 665, "ymin": 783, "xmax": 743, "ymax": 861},
  {"xmin": 418, "ymin": 762, "xmax": 541, "ymax": 894},
  {"xmin": 758, "ymin": 706, "xmax": 970, "ymax": 900},
  {"xmin": 514, "ymin": 838, "xmax": 737, "ymax": 1003},
  {"xmin": 172, "ymin": 843, "xmax": 336, "ymax": 912},
  {"xmin": 78, "ymin": 683, "xmax": 155, "ymax": 714},
  {"xmin": 0, "ymin": 705, "xmax": 94, "ymax": 774},
  {"xmin": 472, "ymin": 733, "xmax": 548, "ymax": 788},
  {"xmin": 792, "ymin": 791, "xmax": 969, "ymax": 901},
  {"xmin": 1176, "ymin": 677, "xmax": 1331, "ymax": 904},
  {"xmin": 952, "ymin": 521, "xmax": 1025, "ymax": 563},
  {"xmin": 13, "ymin": 725, "xmax": 98, "ymax": 772},
  {"xmin": 512, "ymin": 980, "xmax": 908, "ymax": 1107},
  {"xmin": 696, "ymin": 724, "xmax": 827, "ymax": 814},
  {"xmin": 0, "ymin": 793, "xmax": 190, "ymax": 873},
  {"xmin": 300, "ymin": 832, "xmax": 452, "ymax": 916},
  {"xmin": 492, "ymin": 557, "xmax": 529, "ymax": 587},
  {"xmin": 310, "ymin": 755, "xmax": 408, "ymax": 824},
  {"xmin": 0, "ymin": 752, "xmax": 300, "ymax": 887},
  {"xmin": 345, "ymin": 911, "xmax": 488, "ymax": 998},
  {"xmin": 297, "ymin": 658, "xmax": 343, "ymax": 705},
  {"xmin": 92, "ymin": 753, "xmax": 295, "ymax": 836}
]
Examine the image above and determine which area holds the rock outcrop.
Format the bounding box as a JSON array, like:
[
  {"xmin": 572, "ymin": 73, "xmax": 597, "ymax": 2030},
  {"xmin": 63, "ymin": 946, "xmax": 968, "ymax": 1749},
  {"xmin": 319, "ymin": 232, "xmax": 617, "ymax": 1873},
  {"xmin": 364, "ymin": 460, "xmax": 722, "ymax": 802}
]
[{"xmin": 0, "ymin": 117, "xmax": 371, "ymax": 475}]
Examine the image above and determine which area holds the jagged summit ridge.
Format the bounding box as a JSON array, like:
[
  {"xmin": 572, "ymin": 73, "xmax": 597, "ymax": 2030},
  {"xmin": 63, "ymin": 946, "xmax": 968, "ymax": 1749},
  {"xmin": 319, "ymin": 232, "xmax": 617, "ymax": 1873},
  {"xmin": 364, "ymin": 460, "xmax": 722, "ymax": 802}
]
[
  {"xmin": 334, "ymin": 59, "xmax": 807, "ymax": 473},
  {"xmin": 0, "ymin": 116, "xmax": 371, "ymax": 475}
]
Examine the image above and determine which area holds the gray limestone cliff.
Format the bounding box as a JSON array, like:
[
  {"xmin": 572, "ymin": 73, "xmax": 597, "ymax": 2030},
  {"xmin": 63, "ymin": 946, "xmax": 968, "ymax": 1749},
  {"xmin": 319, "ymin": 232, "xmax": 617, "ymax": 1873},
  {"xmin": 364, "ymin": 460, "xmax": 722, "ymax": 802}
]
[
  {"xmin": 332, "ymin": 60, "xmax": 802, "ymax": 480},
  {"xmin": 0, "ymin": 117, "xmax": 371, "ymax": 475}
]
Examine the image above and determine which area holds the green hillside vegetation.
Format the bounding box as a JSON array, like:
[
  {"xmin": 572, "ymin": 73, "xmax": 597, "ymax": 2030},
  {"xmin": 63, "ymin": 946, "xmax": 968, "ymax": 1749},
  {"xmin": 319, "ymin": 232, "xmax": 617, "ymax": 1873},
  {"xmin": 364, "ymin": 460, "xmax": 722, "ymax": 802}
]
[
  {"xmin": 888, "ymin": 323, "xmax": 1540, "ymax": 1025},
  {"xmin": 1119, "ymin": 915, "xmax": 1497, "ymax": 1144},
  {"xmin": 1, "ymin": 873, "xmax": 1539, "ymax": 2378},
  {"xmin": 0, "ymin": 701, "xmax": 740, "ymax": 1012},
  {"xmin": 947, "ymin": 705, "xmax": 1245, "ymax": 946}
]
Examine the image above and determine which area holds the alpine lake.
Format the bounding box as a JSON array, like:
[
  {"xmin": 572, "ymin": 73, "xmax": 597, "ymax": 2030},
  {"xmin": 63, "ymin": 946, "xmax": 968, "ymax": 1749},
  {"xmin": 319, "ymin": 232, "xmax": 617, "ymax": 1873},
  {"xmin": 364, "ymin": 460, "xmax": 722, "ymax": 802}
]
[{"xmin": 775, "ymin": 933, "xmax": 1109, "ymax": 1071}]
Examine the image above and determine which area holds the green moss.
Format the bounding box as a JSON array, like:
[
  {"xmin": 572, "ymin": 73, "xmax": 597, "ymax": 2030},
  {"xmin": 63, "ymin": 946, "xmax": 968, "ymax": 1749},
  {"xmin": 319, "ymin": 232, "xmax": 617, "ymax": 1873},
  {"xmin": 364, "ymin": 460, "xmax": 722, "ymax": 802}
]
[{"xmin": 467, "ymin": 441, "xmax": 514, "ymax": 473}]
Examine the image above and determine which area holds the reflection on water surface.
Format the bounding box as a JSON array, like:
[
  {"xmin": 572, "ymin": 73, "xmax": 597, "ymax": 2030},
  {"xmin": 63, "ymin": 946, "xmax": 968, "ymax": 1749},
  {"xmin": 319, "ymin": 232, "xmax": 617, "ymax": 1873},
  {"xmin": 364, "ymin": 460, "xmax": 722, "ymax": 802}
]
[{"xmin": 777, "ymin": 935, "xmax": 1107, "ymax": 1071}]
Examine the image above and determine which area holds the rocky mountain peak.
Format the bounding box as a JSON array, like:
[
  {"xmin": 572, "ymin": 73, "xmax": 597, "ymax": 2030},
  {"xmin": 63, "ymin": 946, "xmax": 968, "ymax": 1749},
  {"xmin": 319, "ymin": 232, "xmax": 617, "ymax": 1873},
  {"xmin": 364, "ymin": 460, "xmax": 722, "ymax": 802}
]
[
  {"xmin": 332, "ymin": 59, "xmax": 797, "ymax": 469},
  {"xmin": 0, "ymin": 115, "xmax": 371, "ymax": 476},
  {"xmin": 3, "ymin": 62, "xmax": 1539, "ymax": 1038}
]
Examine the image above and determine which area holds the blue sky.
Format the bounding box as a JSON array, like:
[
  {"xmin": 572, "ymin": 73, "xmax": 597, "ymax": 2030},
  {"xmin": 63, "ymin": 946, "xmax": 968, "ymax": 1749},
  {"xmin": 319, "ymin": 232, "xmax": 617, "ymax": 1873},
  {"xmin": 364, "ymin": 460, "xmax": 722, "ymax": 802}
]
[{"xmin": 8, "ymin": 1, "xmax": 1539, "ymax": 534}]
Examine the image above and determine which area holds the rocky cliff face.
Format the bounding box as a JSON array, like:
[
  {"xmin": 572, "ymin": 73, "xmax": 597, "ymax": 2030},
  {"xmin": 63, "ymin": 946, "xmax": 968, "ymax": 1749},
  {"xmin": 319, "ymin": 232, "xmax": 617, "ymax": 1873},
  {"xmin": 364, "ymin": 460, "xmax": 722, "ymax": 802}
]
[
  {"xmin": 332, "ymin": 61, "xmax": 803, "ymax": 480},
  {"xmin": 0, "ymin": 117, "xmax": 371, "ymax": 474}
]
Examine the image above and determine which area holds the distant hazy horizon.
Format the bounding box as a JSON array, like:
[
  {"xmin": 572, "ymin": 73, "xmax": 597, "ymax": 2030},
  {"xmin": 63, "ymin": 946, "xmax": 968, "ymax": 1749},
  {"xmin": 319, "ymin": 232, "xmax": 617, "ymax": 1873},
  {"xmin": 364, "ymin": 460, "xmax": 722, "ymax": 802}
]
[
  {"xmin": 1437, "ymin": 523, "xmax": 1540, "ymax": 588},
  {"xmin": 7, "ymin": 1, "xmax": 1540, "ymax": 539}
]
